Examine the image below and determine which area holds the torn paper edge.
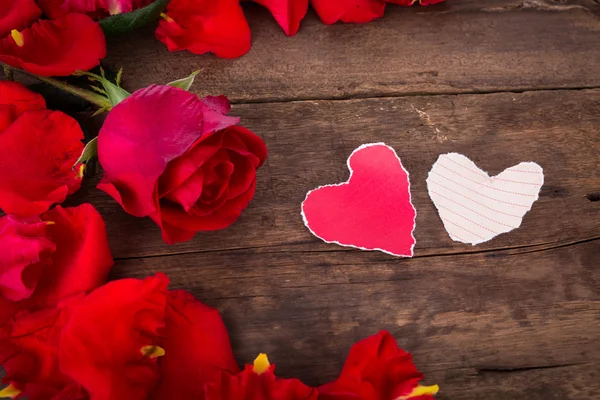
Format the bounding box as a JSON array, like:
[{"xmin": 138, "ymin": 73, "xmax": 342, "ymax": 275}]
[
  {"xmin": 426, "ymin": 152, "xmax": 544, "ymax": 246},
  {"xmin": 300, "ymin": 142, "xmax": 417, "ymax": 257}
]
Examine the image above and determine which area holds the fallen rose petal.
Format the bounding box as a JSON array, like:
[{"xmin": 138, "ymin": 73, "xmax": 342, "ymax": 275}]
[
  {"xmin": 0, "ymin": 0, "xmax": 41, "ymax": 41},
  {"xmin": 318, "ymin": 331, "xmax": 438, "ymax": 400},
  {"xmin": 0, "ymin": 215, "xmax": 55, "ymax": 302},
  {"xmin": 311, "ymin": 0, "xmax": 386, "ymax": 24},
  {"xmin": 59, "ymin": 274, "xmax": 169, "ymax": 400},
  {"xmin": 204, "ymin": 354, "xmax": 318, "ymax": 400},
  {"xmin": 20, "ymin": 204, "xmax": 114, "ymax": 309},
  {"xmin": 253, "ymin": 0, "xmax": 309, "ymax": 36},
  {"xmin": 156, "ymin": 0, "xmax": 251, "ymax": 58},
  {"xmin": 0, "ymin": 13, "xmax": 106, "ymax": 76},
  {"xmin": 0, "ymin": 297, "xmax": 87, "ymax": 400},
  {"xmin": 0, "ymin": 81, "xmax": 45, "ymax": 132},
  {"xmin": 150, "ymin": 290, "xmax": 240, "ymax": 399},
  {"xmin": 0, "ymin": 110, "xmax": 84, "ymax": 217}
]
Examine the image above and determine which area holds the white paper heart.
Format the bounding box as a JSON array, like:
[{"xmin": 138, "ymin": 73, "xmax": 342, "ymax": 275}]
[{"xmin": 427, "ymin": 153, "xmax": 544, "ymax": 245}]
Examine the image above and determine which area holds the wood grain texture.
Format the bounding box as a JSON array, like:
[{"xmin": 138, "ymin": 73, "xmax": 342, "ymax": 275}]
[{"xmin": 103, "ymin": 0, "xmax": 600, "ymax": 102}]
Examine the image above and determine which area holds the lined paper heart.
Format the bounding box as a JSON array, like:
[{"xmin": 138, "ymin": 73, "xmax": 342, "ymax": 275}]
[{"xmin": 427, "ymin": 153, "xmax": 543, "ymax": 245}]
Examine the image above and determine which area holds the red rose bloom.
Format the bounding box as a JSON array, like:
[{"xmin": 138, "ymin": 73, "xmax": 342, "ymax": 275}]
[
  {"xmin": 318, "ymin": 331, "xmax": 438, "ymax": 400},
  {"xmin": 59, "ymin": 274, "xmax": 169, "ymax": 400},
  {"xmin": 253, "ymin": 0, "xmax": 309, "ymax": 36},
  {"xmin": 151, "ymin": 290, "xmax": 240, "ymax": 399},
  {"xmin": 38, "ymin": 0, "xmax": 153, "ymax": 19},
  {"xmin": 156, "ymin": 0, "xmax": 251, "ymax": 58},
  {"xmin": 311, "ymin": 0, "xmax": 385, "ymax": 25},
  {"xmin": 97, "ymin": 85, "xmax": 268, "ymax": 244},
  {"xmin": 0, "ymin": 13, "xmax": 106, "ymax": 76},
  {"xmin": 204, "ymin": 354, "xmax": 318, "ymax": 400},
  {"xmin": 0, "ymin": 0, "xmax": 41, "ymax": 39},
  {"xmin": 0, "ymin": 204, "xmax": 114, "ymax": 312},
  {"xmin": 0, "ymin": 81, "xmax": 45, "ymax": 132},
  {"xmin": 0, "ymin": 297, "xmax": 86, "ymax": 400},
  {"xmin": 0, "ymin": 109, "xmax": 84, "ymax": 217}
]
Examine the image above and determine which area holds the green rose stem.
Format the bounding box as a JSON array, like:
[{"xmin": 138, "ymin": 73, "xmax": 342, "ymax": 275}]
[{"xmin": 1, "ymin": 64, "xmax": 112, "ymax": 110}]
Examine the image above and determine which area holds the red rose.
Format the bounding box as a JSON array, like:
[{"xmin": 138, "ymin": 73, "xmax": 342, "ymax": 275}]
[
  {"xmin": 150, "ymin": 290, "xmax": 240, "ymax": 399},
  {"xmin": 318, "ymin": 331, "xmax": 439, "ymax": 400},
  {"xmin": 97, "ymin": 85, "xmax": 268, "ymax": 244},
  {"xmin": 204, "ymin": 354, "xmax": 318, "ymax": 400},
  {"xmin": 0, "ymin": 297, "xmax": 86, "ymax": 400},
  {"xmin": 156, "ymin": 0, "xmax": 251, "ymax": 58},
  {"xmin": 0, "ymin": 81, "xmax": 45, "ymax": 132},
  {"xmin": 0, "ymin": 204, "xmax": 114, "ymax": 313},
  {"xmin": 37, "ymin": 0, "xmax": 153, "ymax": 19},
  {"xmin": 0, "ymin": 0, "xmax": 41, "ymax": 39},
  {"xmin": 59, "ymin": 274, "xmax": 169, "ymax": 400},
  {"xmin": 0, "ymin": 13, "xmax": 106, "ymax": 76},
  {"xmin": 311, "ymin": 0, "xmax": 385, "ymax": 24},
  {"xmin": 253, "ymin": 0, "xmax": 309, "ymax": 36},
  {"xmin": 0, "ymin": 109, "xmax": 84, "ymax": 217}
]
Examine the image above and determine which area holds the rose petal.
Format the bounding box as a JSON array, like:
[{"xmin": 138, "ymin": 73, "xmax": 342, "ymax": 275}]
[
  {"xmin": 311, "ymin": 0, "xmax": 385, "ymax": 24},
  {"xmin": 318, "ymin": 331, "xmax": 425, "ymax": 400},
  {"xmin": 19, "ymin": 204, "xmax": 114, "ymax": 309},
  {"xmin": 204, "ymin": 364, "xmax": 318, "ymax": 400},
  {"xmin": 150, "ymin": 290, "xmax": 240, "ymax": 399},
  {"xmin": 156, "ymin": 0, "xmax": 252, "ymax": 58},
  {"xmin": 0, "ymin": 0, "xmax": 41, "ymax": 38},
  {"xmin": 253, "ymin": 0, "xmax": 309, "ymax": 36},
  {"xmin": 157, "ymin": 179, "xmax": 257, "ymax": 243},
  {"xmin": 223, "ymin": 126, "xmax": 268, "ymax": 167},
  {"xmin": 0, "ymin": 81, "xmax": 46, "ymax": 132},
  {"xmin": 158, "ymin": 134, "xmax": 223, "ymax": 197},
  {"xmin": 59, "ymin": 274, "xmax": 169, "ymax": 400},
  {"xmin": 0, "ymin": 215, "xmax": 55, "ymax": 302},
  {"xmin": 0, "ymin": 110, "xmax": 84, "ymax": 217},
  {"xmin": 0, "ymin": 297, "xmax": 86, "ymax": 400},
  {"xmin": 0, "ymin": 13, "xmax": 106, "ymax": 77}
]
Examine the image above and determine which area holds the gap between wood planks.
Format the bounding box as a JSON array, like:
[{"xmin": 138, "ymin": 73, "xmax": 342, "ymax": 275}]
[
  {"xmin": 113, "ymin": 235, "xmax": 600, "ymax": 262},
  {"xmin": 228, "ymin": 85, "xmax": 600, "ymax": 105}
]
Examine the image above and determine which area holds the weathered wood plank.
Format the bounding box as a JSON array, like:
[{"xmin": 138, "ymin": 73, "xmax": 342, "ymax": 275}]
[
  {"xmin": 68, "ymin": 88, "xmax": 600, "ymax": 259},
  {"xmin": 111, "ymin": 239, "xmax": 600, "ymax": 399},
  {"xmin": 104, "ymin": 0, "xmax": 600, "ymax": 102}
]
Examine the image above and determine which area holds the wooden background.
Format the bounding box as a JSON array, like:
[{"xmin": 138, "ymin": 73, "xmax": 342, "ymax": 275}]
[{"xmin": 58, "ymin": 0, "xmax": 600, "ymax": 398}]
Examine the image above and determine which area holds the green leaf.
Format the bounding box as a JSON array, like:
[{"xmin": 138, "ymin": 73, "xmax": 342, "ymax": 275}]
[
  {"xmin": 100, "ymin": 0, "xmax": 170, "ymax": 35},
  {"xmin": 167, "ymin": 70, "xmax": 200, "ymax": 91},
  {"xmin": 73, "ymin": 137, "xmax": 99, "ymax": 170},
  {"xmin": 74, "ymin": 69, "xmax": 131, "ymax": 108}
]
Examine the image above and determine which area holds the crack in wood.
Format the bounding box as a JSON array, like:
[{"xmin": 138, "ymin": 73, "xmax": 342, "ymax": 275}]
[
  {"xmin": 113, "ymin": 236, "xmax": 600, "ymax": 262},
  {"xmin": 476, "ymin": 361, "xmax": 591, "ymax": 374}
]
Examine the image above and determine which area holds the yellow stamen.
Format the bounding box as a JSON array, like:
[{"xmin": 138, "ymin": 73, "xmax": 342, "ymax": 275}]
[
  {"xmin": 0, "ymin": 384, "xmax": 21, "ymax": 399},
  {"xmin": 253, "ymin": 353, "xmax": 270, "ymax": 375},
  {"xmin": 76, "ymin": 164, "xmax": 85, "ymax": 179},
  {"xmin": 45, "ymin": 221, "xmax": 56, "ymax": 225},
  {"xmin": 141, "ymin": 345, "xmax": 165, "ymax": 359},
  {"xmin": 160, "ymin": 13, "xmax": 174, "ymax": 23},
  {"xmin": 10, "ymin": 30, "xmax": 24, "ymax": 47},
  {"xmin": 398, "ymin": 384, "xmax": 439, "ymax": 399}
]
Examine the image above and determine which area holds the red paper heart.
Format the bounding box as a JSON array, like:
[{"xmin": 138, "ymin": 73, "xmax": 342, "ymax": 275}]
[{"xmin": 301, "ymin": 143, "xmax": 416, "ymax": 257}]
